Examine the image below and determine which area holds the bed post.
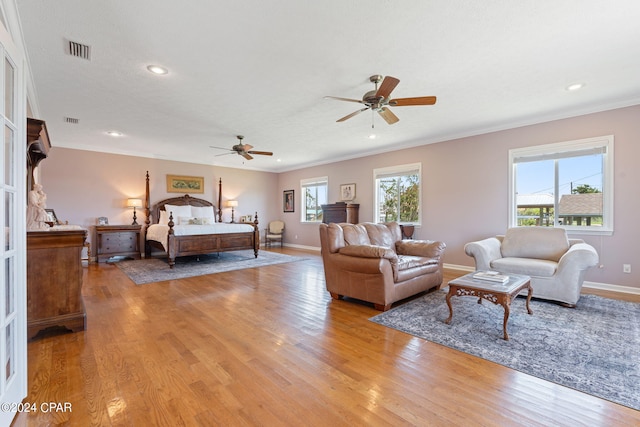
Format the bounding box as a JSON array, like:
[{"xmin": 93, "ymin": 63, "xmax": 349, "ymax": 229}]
[
  {"xmin": 144, "ymin": 171, "xmax": 151, "ymax": 258},
  {"xmin": 253, "ymin": 211, "xmax": 260, "ymax": 257},
  {"xmin": 217, "ymin": 178, "xmax": 223, "ymax": 223}
]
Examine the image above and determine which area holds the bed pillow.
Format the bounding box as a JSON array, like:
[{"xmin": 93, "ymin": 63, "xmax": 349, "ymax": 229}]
[
  {"xmin": 191, "ymin": 205, "xmax": 216, "ymax": 223},
  {"xmin": 158, "ymin": 210, "xmax": 170, "ymax": 225},
  {"xmin": 165, "ymin": 204, "xmax": 192, "ymax": 220}
]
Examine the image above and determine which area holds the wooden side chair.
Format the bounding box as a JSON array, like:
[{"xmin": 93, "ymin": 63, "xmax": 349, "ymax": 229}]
[{"xmin": 265, "ymin": 220, "xmax": 285, "ymax": 248}]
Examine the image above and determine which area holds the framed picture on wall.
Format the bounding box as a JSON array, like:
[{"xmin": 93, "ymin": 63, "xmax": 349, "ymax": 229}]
[
  {"xmin": 166, "ymin": 174, "xmax": 205, "ymax": 194},
  {"xmin": 340, "ymin": 183, "xmax": 356, "ymax": 201},
  {"xmin": 283, "ymin": 190, "xmax": 294, "ymax": 213}
]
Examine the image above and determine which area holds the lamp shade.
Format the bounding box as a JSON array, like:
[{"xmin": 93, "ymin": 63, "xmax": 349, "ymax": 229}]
[
  {"xmin": 127, "ymin": 198, "xmax": 143, "ymax": 208},
  {"xmin": 227, "ymin": 200, "xmax": 238, "ymax": 208}
]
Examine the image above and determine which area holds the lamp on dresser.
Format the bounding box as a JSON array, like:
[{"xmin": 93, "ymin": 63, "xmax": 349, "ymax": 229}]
[
  {"xmin": 126, "ymin": 198, "xmax": 143, "ymax": 225},
  {"xmin": 227, "ymin": 200, "xmax": 238, "ymax": 223}
]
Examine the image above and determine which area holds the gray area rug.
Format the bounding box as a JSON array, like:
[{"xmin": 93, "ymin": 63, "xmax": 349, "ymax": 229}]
[
  {"xmin": 370, "ymin": 289, "xmax": 640, "ymax": 411},
  {"xmin": 117, "ymin": 250, "xmax": 305, "ymax": 285}
]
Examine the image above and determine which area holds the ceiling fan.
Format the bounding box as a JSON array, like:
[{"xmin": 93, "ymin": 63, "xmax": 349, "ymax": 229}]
[
  {"xmin": 325, "ymin": 75, "xmax": 436, "ymax": 125},
  {"xmin": 210, "ymin": 135, "xmax": 273, "ymax": 161}
]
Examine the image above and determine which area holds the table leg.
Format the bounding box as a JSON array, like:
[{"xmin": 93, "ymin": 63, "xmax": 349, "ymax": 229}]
[
  {"xmin": 445, "ymin": 287, "xmax": 454, "ymax": 324},
  {"xmin": 502, "ymin": 301, "xmax": 511, "ymax": 341},
  {"xmin": 525, "ymin": 283, "xmax": 533, "ymax": 315}
]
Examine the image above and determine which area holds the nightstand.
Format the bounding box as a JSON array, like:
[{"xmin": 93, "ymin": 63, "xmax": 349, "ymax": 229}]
[{"xmin": 95, "ymin": 224, "xmax": 142, "ymax": 262}]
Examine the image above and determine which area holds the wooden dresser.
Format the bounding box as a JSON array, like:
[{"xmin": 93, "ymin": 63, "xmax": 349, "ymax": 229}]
[
  {"xmin": 27, "ymin": 229, "xmax": 87, "ymax": 340},
  {"xmin": 95, "ymin": 224, "xmax": 142, "ymax": 262},
  {"xmin": 321, "ymin": 203, "xmax": 360, "ymax": 224}
]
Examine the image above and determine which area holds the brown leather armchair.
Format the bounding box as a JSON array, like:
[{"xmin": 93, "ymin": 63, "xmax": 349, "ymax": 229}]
[{"xmin": 319, "ymin": 222, "xmax": 446, "ymax": 311}]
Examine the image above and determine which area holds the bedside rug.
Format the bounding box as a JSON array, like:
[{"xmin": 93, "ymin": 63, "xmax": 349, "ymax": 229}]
[
  {"xmin": 370, "ymin": 289, "xmax": 640, "ymax": 411},
  {"xmin": 117, "ymin": 250, "xmax": 305, "ymax": 285}
]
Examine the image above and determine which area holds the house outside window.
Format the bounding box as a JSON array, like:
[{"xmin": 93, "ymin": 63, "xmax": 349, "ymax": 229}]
[
  {"xmin": 301, "ymin": 176, "xmax": 327, "ymax": 223},
  {"xmin": 374, "ymin": 163, "xmax": 421, "ymax": 225},
  {"xmin": 509, "ymin": 135, "xmax": 613, "ymax": 235}
]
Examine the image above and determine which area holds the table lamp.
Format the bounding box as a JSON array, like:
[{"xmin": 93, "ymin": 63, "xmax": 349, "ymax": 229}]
[
  {"xmin": 227, "ymin": 200, "xmax": 238, "ymax": 223},
  {"xmin": 127, "ymin": 198, "xmax": 143, "ymax": 225}
]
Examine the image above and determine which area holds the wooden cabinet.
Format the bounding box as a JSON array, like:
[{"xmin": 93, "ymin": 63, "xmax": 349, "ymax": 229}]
[
  {"xmin": 95, "ymin": 225, "xmax": 142, "ymax": 262},
  {"xmin": 27, "ymin": 229, "xmax": 87, "ymax": 340},
  {"xmin": 321, "ymin": 203, "xmax": 359, "ymax": 224}
]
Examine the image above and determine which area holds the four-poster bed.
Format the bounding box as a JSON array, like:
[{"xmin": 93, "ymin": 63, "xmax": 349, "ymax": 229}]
[{"xmin": 143, "ymin": 172, "xmax": 259, "ymax": 268}]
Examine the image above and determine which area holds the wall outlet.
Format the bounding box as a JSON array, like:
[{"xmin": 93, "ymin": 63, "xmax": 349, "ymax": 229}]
[{"xmin": 623, "ymin": 264, "xmax": 631, "ymax": 274}]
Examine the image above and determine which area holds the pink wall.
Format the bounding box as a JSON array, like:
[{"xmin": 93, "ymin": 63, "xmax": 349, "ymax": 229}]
[
  {"xmin": 39, "ymin": 148, "xmax": 279, "ymax": 253},
  {"xmin": 278, "ymin": 105, "xmax": 640, "ymax": 289},
  {"xmin": 39, "ymin": 105, "xmax": 639, "ymax": 288}
]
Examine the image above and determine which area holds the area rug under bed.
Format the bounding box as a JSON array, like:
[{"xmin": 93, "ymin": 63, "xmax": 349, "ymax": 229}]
[{"xmin": 117, "ymin": 250, "xmax": 305, "ymax": 285}]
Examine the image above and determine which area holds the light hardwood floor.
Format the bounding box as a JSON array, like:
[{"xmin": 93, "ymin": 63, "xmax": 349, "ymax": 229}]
[{"xmin": 15, "ymin": 248, "xmax": 640, "ymax": 426}]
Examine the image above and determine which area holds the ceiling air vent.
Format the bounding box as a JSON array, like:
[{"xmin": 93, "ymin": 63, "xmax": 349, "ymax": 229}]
[
  {"xmin": 64, "ymin": 117, "xmax": 79, "ymax": 124},
  {"xmin": 67, "ymin": 40, "xmax": 91, "ymax": 60}
]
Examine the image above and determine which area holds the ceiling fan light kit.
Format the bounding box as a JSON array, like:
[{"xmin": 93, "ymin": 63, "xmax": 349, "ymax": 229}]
[{"xmin": 325, "ymin": 74, "xmax": 437, "ymax": 125}]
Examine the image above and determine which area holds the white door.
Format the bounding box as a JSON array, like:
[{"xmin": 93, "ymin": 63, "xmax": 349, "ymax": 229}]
[{"xmin": 0, "ymin": 19, "xmax": 26, "ymax": 427}]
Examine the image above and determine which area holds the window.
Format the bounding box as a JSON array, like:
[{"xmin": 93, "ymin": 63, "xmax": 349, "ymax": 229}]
[
  {"xmin": 374, "ymin": 163, "xmax": 421, "ymax": 225},
  {"xmin": 509, "ymin": 135, "xmax": 613, "ymax": 234},
  {"xmin": 300, "ymin": 176, "xmax": 327, "ymax": 223}
]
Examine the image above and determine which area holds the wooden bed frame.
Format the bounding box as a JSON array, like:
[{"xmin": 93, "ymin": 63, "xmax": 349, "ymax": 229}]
[{"xmin": 143, "ymin": 172, "xmax": 259, "ymax": 268}]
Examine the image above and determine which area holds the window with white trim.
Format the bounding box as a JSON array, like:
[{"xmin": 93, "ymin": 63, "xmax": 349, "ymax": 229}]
[
  {"xmin": 509, "ymin": 135, "xmax": 613, "ymax": 234},
  {"xmin": 300, "ymin": 176, "xmax": 327, "ymax": 223},
  {"xmin": 374, "ymin": 163, "xmax": 421, "ymax": 225}
]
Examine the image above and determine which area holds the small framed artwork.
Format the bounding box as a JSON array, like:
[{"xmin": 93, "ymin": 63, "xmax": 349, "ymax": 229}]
[
  {"xmin": 166, "ymin": 174, "xmax": 205, "ymax": 194},
  {"xmin": 97, "ymin": 216, "xmax": 109, "ymax": 225},
  {"xmin": 283, "ymin": 190, "xmax": 294, "ymax": 213},
  {"xmin": 340, "ymin": 183, "xmax": 356, "ymax": 201},
  {"xmin": 240, "ymin": 215, "xmax": 253, "ymax": 223},
  {"xmin": 45, "ymin": 209, "xmax": 59, "ymax": 225}
]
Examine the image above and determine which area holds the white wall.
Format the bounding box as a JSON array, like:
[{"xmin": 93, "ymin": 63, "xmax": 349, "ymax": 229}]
[
  {"xmin": 278, "ymin": 105, "xmax": 640, "ymax": 289},
  {"xmin": 40, "ymin": 148, "xmax": 279, "ymax": 253}
]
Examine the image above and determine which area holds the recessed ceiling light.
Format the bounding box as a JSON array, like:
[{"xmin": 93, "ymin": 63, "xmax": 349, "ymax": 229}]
[
  {"xmin": 369, "ymin": 134, "xmax": 377, "ymax": 139},
  {"xmin": 106, "ymin": 130, "xmax": 123, "ymax": 137},
  {"xmin": 276, "ymin": 158, "xmax": 282, "ymax": 162},
  {"xmin": 147, "ymin": 65, "xmax": 168, "ymax": 75},
  {"xmin": 566, "ymin": 83, "xmax": 585, "ymax": 91}
]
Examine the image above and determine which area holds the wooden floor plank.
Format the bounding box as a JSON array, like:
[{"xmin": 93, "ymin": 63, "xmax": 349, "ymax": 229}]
[{"xmin": 17, "ymin": 248, "xmax": 640, "ymax": 426}]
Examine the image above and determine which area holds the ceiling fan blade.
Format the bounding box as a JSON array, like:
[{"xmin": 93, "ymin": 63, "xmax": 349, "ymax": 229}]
[
  {"xmin": 324, "ymin": 96, "xmax": 365, "ymax": 104},
  {"xmin": 389, "ymin": 96, "xmax": 437, "ymax": 106},
  {"xmin": 247, "ymin": 150, "xmax": 273, "ymax": 156},
  {"xmin": 378, "ymin": 107, "xmax": 399, "ymax": 125},
  {"xmin": 376, "ymin": 76, "xmax": 400, "ymax": 99},
  {"xmin": 241, "ymin": 152, "xmax": 253, "ymax": 160},
  {"xmin": 215, "ymin": 152, "xmax": 235, "ymax": 157},
  {"xmin": 241, "ymin": 144, "xmax": 254, "ymax": 151},
  {"xmin": 210, "ymin": 145, "xmax": 232, "ymax": 151},
  {"xmin": 337, "ymin": 107, "xmax": 369, "ymax": 122}
]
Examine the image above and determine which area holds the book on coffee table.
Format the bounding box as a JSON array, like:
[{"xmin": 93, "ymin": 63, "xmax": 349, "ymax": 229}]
[{"xmin": 473, "ymin": 271, "xmax": 509, "ymax": 283}]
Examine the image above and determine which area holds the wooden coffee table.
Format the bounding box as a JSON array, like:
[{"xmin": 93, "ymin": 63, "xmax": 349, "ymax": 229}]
[{"xmin": 445, "ymin": 272, "xmax": 532, "ymax": 340}]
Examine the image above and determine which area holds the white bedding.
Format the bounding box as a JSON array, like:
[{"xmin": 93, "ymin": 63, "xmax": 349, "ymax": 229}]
[{"xmin": 146, "ymin": 223, "xmax": 255, "ymax": 251}]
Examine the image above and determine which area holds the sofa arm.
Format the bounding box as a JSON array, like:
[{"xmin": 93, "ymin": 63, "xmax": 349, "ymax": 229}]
[
  {"xmin": 339, "ymin": 244, "xmax": 397, "ymax": 260},
  {"xmin": 396, "ymin": 240, "xmax": 446, "ymax": 259},
  {"xmin": 464, "ymin": 237, "xmax": 502, "ymax": 271},
  {"xmin": 558, "ymin": 242, "xmax": 599, "ymax": 271}
]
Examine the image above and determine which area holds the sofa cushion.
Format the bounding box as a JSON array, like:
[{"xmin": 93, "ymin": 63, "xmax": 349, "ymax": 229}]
[
  {"xmin": 501, "ymin": 227, "xmax": 569, "ymax": 262},
  {"xmin": 325, "ymin": 223, "xmax": 346, "ymax": 253},
  {"xmin": 394, "ymin": 255, "xmax": 440, "ymax": 281},
  {"xmin": 362, "ymin": 222, "xmax": 396, "ymax": 248},
  {"xmin": 339, "ymin": 244, "xmax": 397, "ymax": 260},
  {"xmin": 342, "ymin": 224, "xmax": 371, "ymax": 246},
  {"xmin": 491, "ymin": 257, "xmax": 558, "ymax": 277}
]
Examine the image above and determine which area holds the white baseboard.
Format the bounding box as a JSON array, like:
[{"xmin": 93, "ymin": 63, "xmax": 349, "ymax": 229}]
[
  {"xmin": 281, "ymin": 243, "xmax": 321, "ymax": 252},
  {"xmin": 444, "ymin": 263, "xmax": 640, "ymax": 296}
]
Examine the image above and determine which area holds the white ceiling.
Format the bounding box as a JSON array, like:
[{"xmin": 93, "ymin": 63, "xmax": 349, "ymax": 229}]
[{"xmin": 15, "ymin": 0, "xmax": 640, "ymax": 172}]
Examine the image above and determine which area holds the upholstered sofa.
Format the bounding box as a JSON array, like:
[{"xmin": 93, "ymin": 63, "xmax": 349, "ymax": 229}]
[
  {"xmin": 319, "ymin": 222, "xmax": 446, "ymax": 311},
  {"xmin": 464, "ymin": 227, "xmax": 599, "ymax": 307}
]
